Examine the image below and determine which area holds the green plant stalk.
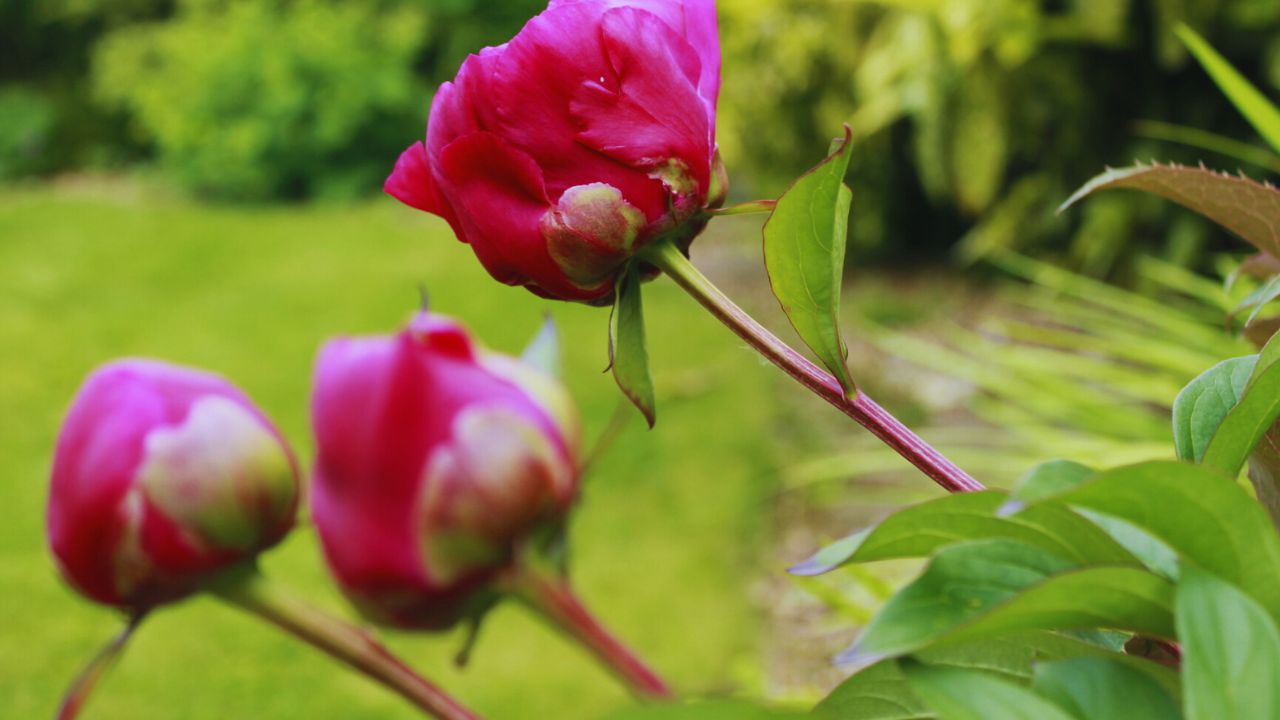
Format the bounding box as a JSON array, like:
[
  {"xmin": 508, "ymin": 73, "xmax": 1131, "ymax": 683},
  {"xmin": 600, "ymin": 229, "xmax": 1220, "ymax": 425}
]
[
  {"xmin": 642, "ymin": 241, "xmax": 984, "ymax": 494},
  {"xmin": 212, "ymin": 565, "xmax": 480, "ymax": 720},
  {"xmin": 503, "ymin": 564, "xmax": 673, "ymax": 701}
]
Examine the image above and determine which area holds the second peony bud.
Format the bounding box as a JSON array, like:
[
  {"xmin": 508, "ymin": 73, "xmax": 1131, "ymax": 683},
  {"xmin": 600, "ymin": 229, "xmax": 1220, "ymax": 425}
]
[{"xmin": 310, "ymin": 313, "xmax": 580, "ymax": 630}]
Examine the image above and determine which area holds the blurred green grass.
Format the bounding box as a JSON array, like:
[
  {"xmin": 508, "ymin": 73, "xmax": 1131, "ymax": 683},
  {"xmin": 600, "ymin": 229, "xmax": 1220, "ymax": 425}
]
[{"xmin": 0, "ymin": 185, "xmax": 784, "ymax": 719}]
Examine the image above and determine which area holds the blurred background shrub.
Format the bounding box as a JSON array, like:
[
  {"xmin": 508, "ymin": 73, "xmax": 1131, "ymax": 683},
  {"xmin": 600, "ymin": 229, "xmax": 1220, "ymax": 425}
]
[{"xmin": 3, "ymin": 0, "xmax": 1280, "ymax": 251}]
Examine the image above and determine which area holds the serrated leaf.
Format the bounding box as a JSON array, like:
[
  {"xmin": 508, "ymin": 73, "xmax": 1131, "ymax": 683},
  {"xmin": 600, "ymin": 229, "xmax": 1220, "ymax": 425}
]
[
  {"xmin": 816, "ymin": 632, "xmax": 1141, "ymax": 720},
  {"xmin": 520, "ymin": 315, "xmax": 560, "ymax": 377},
  {"xmin": 1060, "ymin": 163, "xmax": 1280, "ymax": 258},
  {"xmin": 1203, "ymin": 336, "xmax": 1280, "ymax": 476},
  {"xmin": 904, "ymin": 664, "xmax": 1079, "ymax": 720},
  {"xmin": 1027, "ymin": 461, "xmax": 1280, "ymax": 620},
  {"xmin": 1172, "ymin": 356, "xmax": 1257, "ymax": 462},
  {"xmin": 609, "ymin": 264, "xmax": 655, "ymax": 427},
  {"xmin": 1178, "ymin": 567, "xmax": 1280, "ymax": 720},
  {"xmin": 763, "ymin": 125, "xmax": 857, "ymax": 394},
  {"xmin": 790, "ymin": 491, "xmax": 1137, "ymax": 577},
  {"xmin": 841, "ymin": 540, "xmax": 1174, "ymax": 665},
  {"xmin": 1175, "ymin": 23, "xmax": 1280, "ymax": 154},
  {"xmin": 1032, "ymin": 657, "xmax": 1181, "ymax": 720}
]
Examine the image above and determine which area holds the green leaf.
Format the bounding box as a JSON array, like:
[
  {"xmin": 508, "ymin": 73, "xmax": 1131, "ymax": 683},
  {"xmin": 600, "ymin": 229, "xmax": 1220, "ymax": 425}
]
[
  {"xmin": 1059, "ymin": 163, "xmax": 1280, "ymax": 258},
  {"xmin": 842, "ymin": 540, "xmax": 1174, "ymax": 665},
  {"xmin": 1032, "ymin": 658, "xmax": 1182, "ymax": 720},
  {"xmin": 790, "ymin": 492, "xmax": 1137, "ymax": 576},
  {"xmin": 520, "ymin": 314, "xmax": 560, "ymax": 377},
  {"xmin": 1203, "ymin": 341, "xmax": 1280, "ymax": 476},
  {"xmin": 1028, "ymin": 461, "xmax": 1280, "ymax": 620},
  {"xmin": 1007, "ymin": 460, "xmax": 1095, "ymax": 507},
  {"xmin": 1178, "ymin": 567, "xmax": 1280, "ymax": 720},
  {"xmin": 763, "ymin": 125, "xmax": 857, "ymax": 394},
  {"xmin": 604, "ymin": 701, "xmax": 807, "ymax": 720},
  {"xmin": 1175, "ymin": 24, "xmax": 1280, "ymax": 154},
  {"xmin": 1172, "ymin": 356, "xmax": 1257, "ymax": 462},
  {"xmin": 609, "ymin": 264, "xmax": 655, "ymax": 427},
  {"xmin": 817, "ymin": 632, "xmax": 1141, "ymax": 720},
  {"xmin": 904, "ymin": 664, "xmax": 1078, "ymax": 720}
]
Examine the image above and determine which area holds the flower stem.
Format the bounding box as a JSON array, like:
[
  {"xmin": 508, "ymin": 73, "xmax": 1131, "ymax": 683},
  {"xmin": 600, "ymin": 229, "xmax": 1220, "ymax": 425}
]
[
  {"xmin": 57, "ymin": 612, "xmax": 147, "ymax": 720},
  {"xmin": 503, "ymin": 564, "xmax": 673, "ymax": 701},
  {"xmin": 705, "ymin": 199, "xmax": 778, "ymax": 217},
  {"xmin": 641, "ymin": 241, "xmax": 984, "ymax": 494},
  {"xmin": 212, "ymin": 565, "xmax": 480, "ymax": 720}
]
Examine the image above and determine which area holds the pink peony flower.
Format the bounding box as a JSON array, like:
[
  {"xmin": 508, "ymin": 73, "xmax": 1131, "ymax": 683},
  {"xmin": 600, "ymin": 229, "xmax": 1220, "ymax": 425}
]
[
  {"xmin": 48, "ymin": 360, "xmax": 300, "ymax": 608},
  {"xmin": 385, "ymin": 0, "xmax": 726, "ymax": 303},
  {"xmin": 310, "ymin": 313, "xmax": 580, "ymax": 629}
]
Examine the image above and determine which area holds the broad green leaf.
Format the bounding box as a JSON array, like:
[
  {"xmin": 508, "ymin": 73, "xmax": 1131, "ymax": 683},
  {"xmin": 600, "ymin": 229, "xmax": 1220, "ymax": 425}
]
[
  {"xmin": 520, "ymin": 315, "xmax": 559, "ymax": 377},
  {"xmin": 1029, "ymin": 461, "xmax": 1280, "ymax": 619},
  {"xmin": 609, "ymin": 264, "xmax": 655, "ymax": 427},
  {"xmin": 604, "ymin": 701, "xmax": 807, "ymax": 720},
  {"xmin": 1059, "ymin": 163, "xmax": 1280, "ymax": 258},
  {"xmin": 817, "ymin": 632, "xmax": 1148, "ymax": 720},
  {"xmin": 763, "ymin": 125, "xmax": 857, "ymax": 394},
  {"xmin": 1175, "ymin": 24, "xmax": 1280, "ymax": 154},
  {"xmin": 904, "ymin": 664, "xmax": 1078, "ymax": 720},
  {"xmin": 1178, "ymin": 567, "xmax": 1280, "ymax": 720},
  {"xmin": 790, "ymin": 491, "xmax": 1137, "ymax": 576},
  {"xmin": 1172, "ymin": 356, "xmax": 1256, "ymax": 462},
  {"xmin": 842, "ymin": 540, "xmax": 1174, "ymax": 665},
  {"xmin": 1032, "ymin": 658, "xmax": 1182, "ymax": 720},
  {"xmin": 1074, "ymin": 511, "xmax": 1180, "ymax": 580},
  {"xmin": 1007, "ymin": 460, "xmax": 1094, "ymax": 507},
  {"xmin": 1203, "ymin": 338, "xmax": 1280, "ymax": 476}
]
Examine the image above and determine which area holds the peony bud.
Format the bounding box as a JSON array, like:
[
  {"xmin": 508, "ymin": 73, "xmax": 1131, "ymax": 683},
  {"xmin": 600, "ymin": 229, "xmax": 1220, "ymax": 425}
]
[
  {"xmin": 48, "ymin": 360, "xmax": 300, "ymax": 609},
  {"xmin": 310, "ymin": 313, "xmax": 580, "ymax": 630},
  {"xmin": 384, "ymin": 0, "xmax": 726, "ymax": 304}
]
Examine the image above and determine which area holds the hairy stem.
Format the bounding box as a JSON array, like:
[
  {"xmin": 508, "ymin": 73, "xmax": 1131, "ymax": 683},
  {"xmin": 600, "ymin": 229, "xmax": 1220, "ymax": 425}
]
[
  {"xmin": 212, "ymin": 566, "xmax": 480, "ymax": 720},
  {"xmin": 642, "ymin": 241, "xmax": 984, "ymax": 494},
  {"xmin": 504, "ymin": 565, "xmax": 673, "ymax": 701}
]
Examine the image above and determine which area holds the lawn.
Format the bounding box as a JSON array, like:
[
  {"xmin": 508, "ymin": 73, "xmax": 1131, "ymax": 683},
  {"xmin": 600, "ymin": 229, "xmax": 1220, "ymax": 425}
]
[{"xmin": 0, "ymin": 183, "xmax": 790, "ymax": 719}]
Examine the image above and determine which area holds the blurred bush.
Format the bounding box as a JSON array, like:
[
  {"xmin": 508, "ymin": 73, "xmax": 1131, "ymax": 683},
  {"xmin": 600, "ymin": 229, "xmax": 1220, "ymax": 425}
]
[{"xmin": 716, "ymin": 0, "xmax": 1280, "ymax": 274}]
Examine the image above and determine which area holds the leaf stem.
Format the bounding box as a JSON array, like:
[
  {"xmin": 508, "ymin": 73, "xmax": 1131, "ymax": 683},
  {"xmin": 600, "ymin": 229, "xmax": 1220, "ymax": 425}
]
[
  {"xmin": 642, "ymin": 241, "xmax": 984, "ymax": 494},
  {"xmin": 502, "ymin": 564, "xmax": 673, "ymax": 701},
  {"xmin": 704, "ymin": 199, "xmax": 777, "ymax": 217},
  {"xmin": 211, "ymin": 565, "xmax": 480, "ymax": 720},
  {"xmin": 57, "ymin": 611, "xmax": 147, "ymax": 720}
]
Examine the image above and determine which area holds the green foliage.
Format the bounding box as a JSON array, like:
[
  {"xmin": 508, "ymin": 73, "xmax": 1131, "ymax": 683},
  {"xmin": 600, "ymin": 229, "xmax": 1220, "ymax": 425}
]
[
  {"xmin": 1172, "ymin": 356, "xmax": 1258, "ymax": 462},
  {"xmin": 92, "ymin": 0, "xmax": 427, "ymax": 200},
  {"xmin": 1176, "ymin": 23, "xmax": 1280, "ymax": 154},
  {"xmin": 0, "ymin": 87, "xmax": 56, "ymax": 179},
  {"xmin": 609, "ymin": 264, "xmax": 656, "ymax": 427},
  {"xmin": 762, "ymin": 127, "xmax": 856, "ymax": 393}
]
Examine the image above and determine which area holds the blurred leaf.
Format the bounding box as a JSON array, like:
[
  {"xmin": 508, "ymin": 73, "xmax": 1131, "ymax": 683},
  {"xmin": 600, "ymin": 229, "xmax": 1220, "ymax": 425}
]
[
  {"xmin": 1203, "ymin": 336, "xmax": 1280, "ymax": 476},
  {"xmin": 609, "ymin": 264, "xmax": 655, "ymax": 427},
  {"xmin": 1060, "ymin": 163, "xmax": 1280, "ymax": 258},
  {"xmin": 763, "ymin": 125, "xmax": 856, "ymax": 394},
  {"xmin": 904, "ymin": 664, "xmax": 1079, "ymax": 720},
  {"xmin": 790, "ymin": 491, "xmax": 1137, "ymax": 577},
  {"xmin": 1175, "ymin": 24, "xmax": 1280, "ymax": 154},
  {"xmin": 1178, "ymin": 567, "xmax": 1280, "ymax": 720},
  {"xmin": 1007, "ymin": 460, "xmax": 1094, "ymax": 506},
  {"xmin": 1172, "ymin": 356, "xmax": 1257, "ymax": 462},
  {"xmin": 951, "ymin": 63, "xmax": 1009, "ymax": 215},
  {"xmin": 1031, "ymin": 657, "xmax": 1181, "ymax": 720},
  {"xmin": 1228, "ymin": 275, "xmax": 1280, "ymax": 327},
  {"xmin": 1135, "ymin": 120, "xmax": 1280, "ymax": 175},
  {"xmin": 1026, "ymin": 461, "xmax": 1280, "ymax": 618},
  {"xmin": 521, "ymin": 315, "xmax": 559, "ymax": 377},
  {"xmin": 603, "ymin": 701, "xmax": 807, "ymax": 720},
  {"xmin": 840, "ymin": 540, "xmax": 1173, "ymax": 665}
]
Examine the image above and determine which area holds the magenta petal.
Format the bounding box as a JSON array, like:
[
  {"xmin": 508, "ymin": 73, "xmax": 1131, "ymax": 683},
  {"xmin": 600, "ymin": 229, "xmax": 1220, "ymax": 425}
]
[
  {"xmin": 571, "ymin": 7, "xmax": 712, "ymax": 191},
  {"xmin": 384, "ymin": 142, "xmax": 444, "ymax": 215},
  {"xmin": 437, "ymin": 131, "xmax": 608, "ymax": 301}
]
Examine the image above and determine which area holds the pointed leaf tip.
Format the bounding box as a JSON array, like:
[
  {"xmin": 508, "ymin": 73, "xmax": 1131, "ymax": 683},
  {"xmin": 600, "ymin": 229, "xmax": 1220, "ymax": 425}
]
[
  {"xmin": 609, "ymin": 265, "xmax": 656, "ymax": 428},
  {"xmin": 521, "ymin": 314, "xmax": 560, "ymax": 377}
]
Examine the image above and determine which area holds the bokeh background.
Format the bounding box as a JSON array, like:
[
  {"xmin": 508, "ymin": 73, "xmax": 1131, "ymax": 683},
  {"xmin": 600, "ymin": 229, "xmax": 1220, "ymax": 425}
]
[{"xmin": 3, "ymin": 0, "xmax": 1279, "ymax": 717}]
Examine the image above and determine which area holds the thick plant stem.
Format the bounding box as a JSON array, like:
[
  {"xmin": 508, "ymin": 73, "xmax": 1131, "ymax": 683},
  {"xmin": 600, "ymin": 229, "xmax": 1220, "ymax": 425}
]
[
  {"xmin": 505, "ymin": 565, "xmax": 673, "ymax": 701},
  {"xmin": 57, "ymin": 612, "xmax": 147, "ymax": 720},
  {"xmin": 212, "ymin": 566, "xmax": 480, "ymax": 720},
  {"xmin": 642, "ymin": 241, "xmax": 984, "ymax": 494}
]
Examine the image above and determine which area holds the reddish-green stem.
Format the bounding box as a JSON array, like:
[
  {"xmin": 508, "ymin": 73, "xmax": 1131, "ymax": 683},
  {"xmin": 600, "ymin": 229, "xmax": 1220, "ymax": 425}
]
[
  {"xmin": 504, "ymin": 565, "xmax": 673, "ymax": 701},
  {"xmin": 642, "ymin": 241, "xmax": 984, "ymax": 494},
  {"xmin": 212, "ymin": 566, "xmax": 480, "ymax": 720},
  {"xmin": 57, "ymin": 612, "xmax": 147, "ymax": 720}
]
